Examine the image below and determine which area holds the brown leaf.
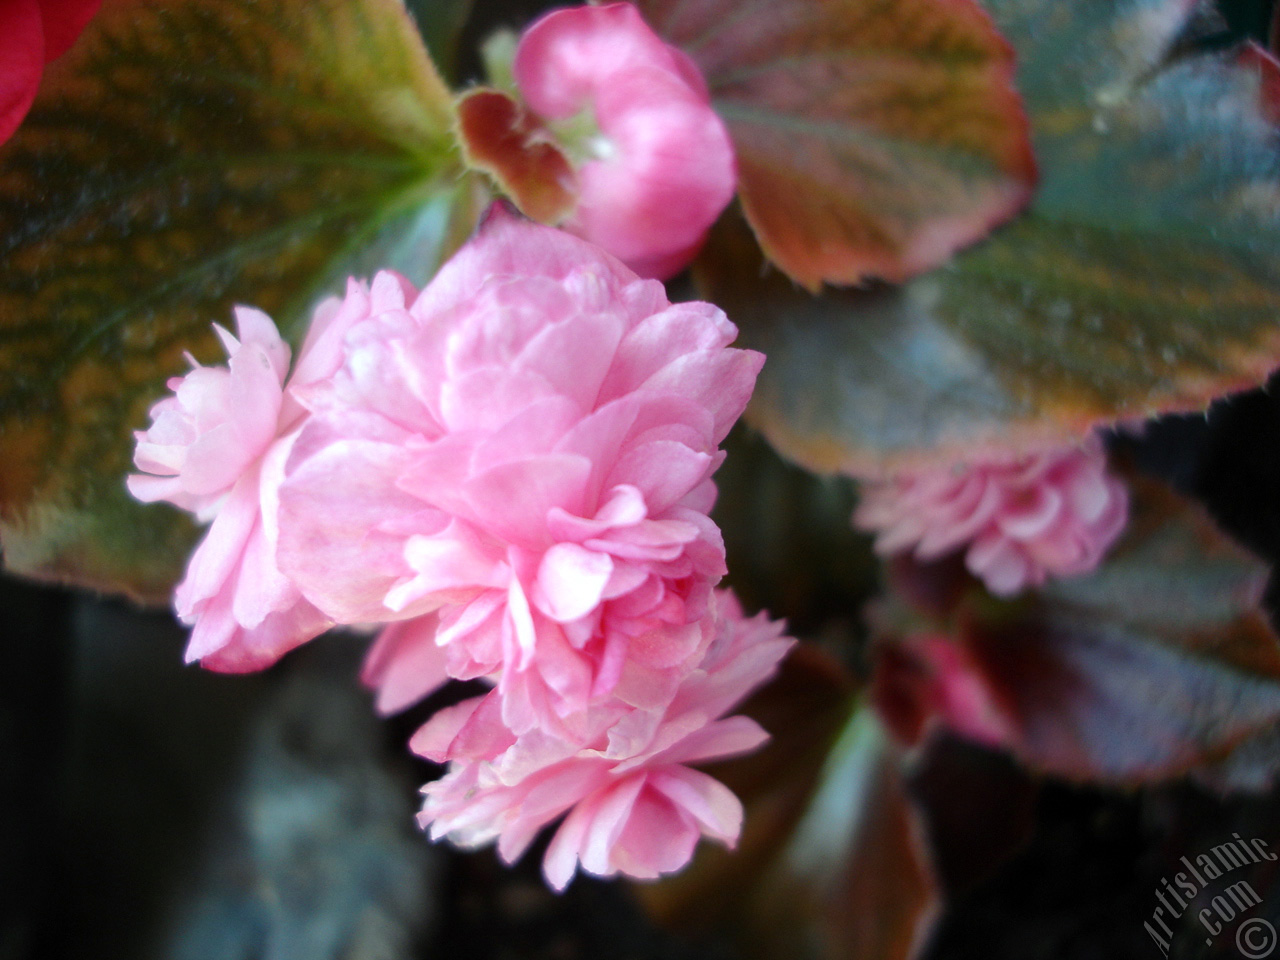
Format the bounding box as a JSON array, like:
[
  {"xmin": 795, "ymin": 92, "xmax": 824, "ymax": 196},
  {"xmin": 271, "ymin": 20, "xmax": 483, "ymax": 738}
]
[
  {"xmin": 640, "ymin": 0, "xmax": 1036, "ymax": 289},
  {"xmin": 873, "ymin": 479, "xmax": 1280, "ymax": 786},
  {"xmin": 456, "ymin": 88, "xmax": 577, "ymax": 224}
]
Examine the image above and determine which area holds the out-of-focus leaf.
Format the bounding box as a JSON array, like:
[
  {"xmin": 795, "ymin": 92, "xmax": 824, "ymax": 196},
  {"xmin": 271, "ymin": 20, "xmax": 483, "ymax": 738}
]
[
  {"xmin": 163, "ymin": 643, "xmax": 438, "ymax": 960},
  {"xmin": 405, "ymin": 0, "xmax": 476, "ymax": 83},
  {"xmin": 639, "ymin": 0, "xmax": 1035, "ymax": 290},
  {"xmin": 636, "ymin": 645, "xmax": 858, "ymax": 937},
  {"xmin": 55, "ymin": 603, "xmax": 438, "ymax": 959},
  {"xmin": 872, "ymin": 479, "xmax": 1280, "ymax": 786},
  {"xmin": 720, "ymin": 0, "xmax": 1280, "ymax": 476},
  {"xmin": 456, "ymin": 88, "xmax": 576, "ymax": 223},
  {"xmin": 0, "ymin": 0, "xmax": 478, "ymax": 602},
  {"xmin": 641, "ymin": 694, "xmax": 940, "ymax": 960},
  {"xmin": 778, "ymin": 706, "xmax": 938, "ymax": 960},
  {"xmin": 907, "ymin": 736, "xmax": 1038, "ymax": 898},
  {"xmin": 713, "ymin": 425, "xmax": 876, "ymax": 637}
]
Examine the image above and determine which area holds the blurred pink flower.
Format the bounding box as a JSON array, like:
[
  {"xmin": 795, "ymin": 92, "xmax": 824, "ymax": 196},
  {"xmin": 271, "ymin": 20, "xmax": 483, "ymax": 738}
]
[
  {"xmin": 872, "ymin": 632, "xmax": 1018, "ymax": 749},
  {"xmin": 854, "ymin": 436, "xmax": 1128, "ymax": 596},
  {"xmin": 2, "ymin": 0, "xmax": 102, "ymax": 145},
  {"xmin": 128, "ymin": 272, "xmax": 418, "ymax": 670},
  {"xmin": 512, "ymin": 2, "xmax": 735, "ymax": 279},
  {"xmin": 280, "ymin": 208, "xmax": 763, "ymax": 733},
  {"xmin": 414, "ymin": 590, "xmax": 793, "ymax": 890}
]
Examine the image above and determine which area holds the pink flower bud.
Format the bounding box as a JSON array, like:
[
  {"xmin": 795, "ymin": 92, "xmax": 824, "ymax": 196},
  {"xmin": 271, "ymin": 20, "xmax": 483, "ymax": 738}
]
[
  {"xmin": 512, "ymin": 3, "xmax": 736, "ymax": 279},
  {"xmin": 854, "ymin": 436, "xmax": 1128, "ymax": 596}
]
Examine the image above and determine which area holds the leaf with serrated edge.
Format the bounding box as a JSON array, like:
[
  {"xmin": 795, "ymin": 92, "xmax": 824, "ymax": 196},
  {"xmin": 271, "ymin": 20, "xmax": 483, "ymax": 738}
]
[
  {"xmin": 720, "ymin": 0, "xmax": 1280, "ymax": 476},
  {"xmin": 873, "ymin": 479, "xmax": 1280, "ymax": 786},
  {"xmin": 0, "ymin": 0, "xmax": 470, "ymax": 602},
  {"xmin": 639, "ymin": 0, "xmax": 1035, "ymax": 289}
]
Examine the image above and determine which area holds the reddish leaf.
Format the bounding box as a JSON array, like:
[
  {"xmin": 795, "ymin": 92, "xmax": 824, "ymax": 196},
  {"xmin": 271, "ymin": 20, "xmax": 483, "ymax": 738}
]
[
  {"xmin": 0, "ymin": 0, "xmax": 471, "ymax": 601},
  {"xmin": 635, "ymin": 645, "xmax": 858, "ymax": 937},
  {"xmin": 640, "ymin": 691, "xmax": 941, "ymax": 960},
  {"xmin": 711, "ymin": 0, "xmax": 1280, "ymax": 476},
  {"xmin": 639, "ymin": 0, "xmax": 1035, "ymax": 289},
  {"xmin": 1239, "ymin": 41, "xmax": 1280, "ymax": 126},
  {"xmin": 873, "ymin": 480, "xmax": 1280, "ymax": 786},
  {"xmin": 782, "ymin": 707, "xmax": 939, "ymax": 960},
  {"xmin": 456, "ymin": 88, "xmax": 576, "ymax": 224}
]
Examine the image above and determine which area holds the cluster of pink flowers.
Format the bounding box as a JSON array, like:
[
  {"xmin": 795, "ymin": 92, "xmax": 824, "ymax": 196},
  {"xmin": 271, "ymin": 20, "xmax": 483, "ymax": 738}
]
[
  {"xmin": 854, "ymin": 436, "xmax": 1128, "ymax": 596},
  {"xmin": 129, "ymin": 209, "xmax": 790, "ymax": 888},
  {"xmin": 510, "ymin": 2, "xmax": 735, "ymax": 279}
]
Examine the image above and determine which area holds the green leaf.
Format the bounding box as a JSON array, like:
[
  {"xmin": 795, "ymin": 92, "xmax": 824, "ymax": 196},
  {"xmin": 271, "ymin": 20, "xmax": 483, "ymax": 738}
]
[
  {"xmin": 872, "ymin": 479, "xmax": 1280, "ymax": 786},
  {"xmin": 639, "ymin": 0, "xmax": 1036, "ymax": 289},
  {"xmin": 0, "ymin": 0, "xmax": 478, "ymax": 602},
  {"xmin": 405, "ymin": 0, "xmax": 477, "ymax": 84},
  {"xmin": 723, "ymin": 0, "xmax": 1280, "ymax": 475}
]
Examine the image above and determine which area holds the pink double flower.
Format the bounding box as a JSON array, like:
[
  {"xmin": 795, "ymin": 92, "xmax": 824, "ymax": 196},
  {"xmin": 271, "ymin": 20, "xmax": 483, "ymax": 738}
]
[{"xmin": 130, "ymin": 209, "xmax": 786, "ymax": 888}]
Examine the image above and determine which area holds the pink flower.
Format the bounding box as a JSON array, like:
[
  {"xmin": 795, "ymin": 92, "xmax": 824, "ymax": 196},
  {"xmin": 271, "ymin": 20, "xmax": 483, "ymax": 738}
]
[
  {"xmin": 128, "ymin": 272, "xmax": 418, "ymax": 671},
  {"xmin": 2, "ymin": 0, "xmax": 101, "ymax": 145},
  {"xmin": 511, "ymin": 2, "xmax": 735, "ymax": 279},
  {"xmin": 853, "ymin": 436, "xmax": 1128, "ymax": 597},
  {"xmin": 414, "ymin": 590, "xmax": 793, "ymax": 890},
  {"xmin": 279, "ymin": 208, "xmax": 763, "ymax": 733}
]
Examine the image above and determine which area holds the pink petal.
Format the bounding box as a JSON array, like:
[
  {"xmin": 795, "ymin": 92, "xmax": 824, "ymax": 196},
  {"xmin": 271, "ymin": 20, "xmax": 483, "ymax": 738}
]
[
  {"xmin": 277, "ymin": 435, "xmax": 433, "ymax": 622},
  {"xmin": 648, "ymin": 766, "xmax": 743, "ymax": 842},
  {"xmin": 363, "ymin": 614, "xmax": 450, "ymax": 715},
  {"xmin": 534, "ymin": 543, "xmax": 614, "ymax": 622},
  {"xmin": 513, "ymin": 4, "xmax": 684, "ymax": 119},
  {"xmin": 0, "ymin": 0, "xmax": 45, "ymax": 145},
  {"xmin": 410, "ymin": 206, "xmax": 636, "ymax": 321},
  {"xmin": 608, "ymin": 783, "xmax": 701, "ymax": 878}
]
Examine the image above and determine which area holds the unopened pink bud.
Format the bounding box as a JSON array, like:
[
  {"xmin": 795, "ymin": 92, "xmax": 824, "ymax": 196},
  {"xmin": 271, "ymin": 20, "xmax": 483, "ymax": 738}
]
[{"xmin": 513, "ymin": 3, "xmax": 736, "ymax": 279}]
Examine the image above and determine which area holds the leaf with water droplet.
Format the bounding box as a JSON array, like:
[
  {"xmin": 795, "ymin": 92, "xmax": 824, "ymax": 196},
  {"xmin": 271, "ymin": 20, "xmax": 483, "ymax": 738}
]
[{"xmin": 717, "ymin": 0, "xmax": 1280, "ymax": 474}]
